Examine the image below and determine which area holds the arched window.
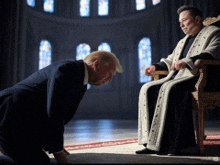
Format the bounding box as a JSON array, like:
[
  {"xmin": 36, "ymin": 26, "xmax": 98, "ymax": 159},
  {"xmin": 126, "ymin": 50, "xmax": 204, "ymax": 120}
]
[
  {"xmin": 98, "ymin": 0, "xmax": 109, "ymax": 16},
  {"xmin": 44, "ymin": 0, "xmax": 54, "ymax": 13},
  {"xmin": 152, "ymin": 0, "xmax": 160, "ymax": 5},
  {"xmin": 76, "ymin": 43, "xmax": 91, "ymax": 60},
  {"xmin": 138, "ymin": 37, "xmax": 152, "ymax": 83},
  {"xmin": 39, "ymin": 40, "xmax": 52, "ymax": 70},
  {"xmin": 76, "ymin": 43, "xmax": 91, "ymax": 89},
  {"xmin": 80, "ymin": 0, "xmax": 90, "ymax": 17},
  {"xmin": 98, "ymin": 42, "xmax": 111, "ymax": 52},
  {"xmin": 136, "ymin": 0, "xmax": 146, "ymax": 10},
  {"xmin": 27, "ymin": 0, "xmax": 35, "ymax": 7}
]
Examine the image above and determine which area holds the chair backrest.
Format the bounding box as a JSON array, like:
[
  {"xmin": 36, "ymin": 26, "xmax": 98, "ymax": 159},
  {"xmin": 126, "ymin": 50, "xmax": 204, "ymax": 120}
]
[{"xmin": 203, "ymin": 15, "xmax": 220, "ymax": 27}]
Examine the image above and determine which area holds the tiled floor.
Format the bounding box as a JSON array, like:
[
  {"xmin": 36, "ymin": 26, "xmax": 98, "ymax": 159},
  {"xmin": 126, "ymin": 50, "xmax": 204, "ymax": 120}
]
[{"xmin": 63, "ymin": 119, "xmax": 220, "ymax": 146}]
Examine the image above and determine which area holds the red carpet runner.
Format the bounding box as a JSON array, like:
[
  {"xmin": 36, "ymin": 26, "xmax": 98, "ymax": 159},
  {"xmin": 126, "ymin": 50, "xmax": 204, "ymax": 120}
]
[
  {"xmin": 1, "ymin": 135, "xmax": 220, "ymax": 154},
  {"xmin": 63, "ymin": 135, "xmax": 220, "ymax": 151},
  {"xmin": 204, "ymin": 134, "xmax": 220, "ymax": 145},
  {"xmin": 0, "ymin": 138, "xmax": 138, "ymax": 154},
  {"xmin": 64, "ymin": 138, "xmax": 138, "ymax": 151}
]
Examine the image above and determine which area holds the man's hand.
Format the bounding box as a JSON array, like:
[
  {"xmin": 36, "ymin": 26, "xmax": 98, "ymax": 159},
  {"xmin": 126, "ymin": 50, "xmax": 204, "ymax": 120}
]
[
  {"xmin": 171, "ymin": 60, "xmax": 187, "ymax": 71},
  {"xmin": 145, "ymin": 66, "xmax": 156, "ymax": 75},
  {"xmin": 53, "ymin": 149, "xmax": 70, "ymax": 164}
]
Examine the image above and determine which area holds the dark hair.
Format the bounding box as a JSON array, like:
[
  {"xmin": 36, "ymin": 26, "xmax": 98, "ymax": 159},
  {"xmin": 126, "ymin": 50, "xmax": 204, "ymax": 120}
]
[{"xmin": 177, "ymin": 5, "xmax": 202, "ymax": 19}]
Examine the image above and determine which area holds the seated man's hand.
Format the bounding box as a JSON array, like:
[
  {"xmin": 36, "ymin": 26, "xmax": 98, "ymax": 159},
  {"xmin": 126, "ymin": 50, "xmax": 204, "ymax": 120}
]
[
  {"xmin": 145, "ymin": 66, "xmax": 156, "ymax": 75},
  {"xmin": 53, "ymin": 149, "xmax": 70, "ymax": 164},
  {"xmin": 171, "ymin": 60, "xmax": 187, "ymax": 71}
]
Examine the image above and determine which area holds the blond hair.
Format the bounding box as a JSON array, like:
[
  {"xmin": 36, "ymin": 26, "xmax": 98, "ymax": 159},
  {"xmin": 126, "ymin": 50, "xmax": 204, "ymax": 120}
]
[{"xmin": 84, "ymin": 50, "xmax": 123, "ymax": 73}]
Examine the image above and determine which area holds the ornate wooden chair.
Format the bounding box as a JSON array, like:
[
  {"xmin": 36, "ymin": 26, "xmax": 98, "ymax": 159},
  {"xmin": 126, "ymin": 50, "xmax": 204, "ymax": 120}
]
[{"xmin": 149, "ymin": 15, "xmax": 220, "ymax": 155}]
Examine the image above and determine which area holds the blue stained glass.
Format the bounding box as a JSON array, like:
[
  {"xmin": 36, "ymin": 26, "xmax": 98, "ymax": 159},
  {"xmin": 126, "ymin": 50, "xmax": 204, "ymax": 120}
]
[
  {"xmin": 44, "ymin": 0, "xmax": 54, "ymax": 13},
  {"xmin": 76, "ymin": 43, "xmax": 91, "ymax": 89},
  {"xmin": 39, "ymin": 40, "xmax": 52, "ymax": 70},
  {"xmin": 98, "ymin": 0, "xmax": 109, "ymax": 16},
  {"xmin": 80, "ymin": 0, "xmax": 90, "ymax": 17},
  {"xmin": 27, "ymin": 0, "xmax": 35, "ymax": 7},
  {"xmin": 76, "ymin": 43, "xmax": 91, "ymax": 60},
  {"xmin": 152, "ymin": 0, "xmax": 160, "ymax": 5},
  {"xmin": 138, "ymin": 38, "xmax": 152, "ymax": 83},
  {"xmin": 98, "ymin": 42, "xmax": 111, "ymax": 52},
  {"xmin": 136, "ymin": 0, "xmax": 146, "ymax": 10}
]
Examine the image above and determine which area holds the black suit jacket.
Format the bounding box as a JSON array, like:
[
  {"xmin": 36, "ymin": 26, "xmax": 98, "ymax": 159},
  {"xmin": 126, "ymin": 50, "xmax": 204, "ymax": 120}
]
[{"xmin": 0, "ymin": 60, "xmax": 87, "ymax": 153}]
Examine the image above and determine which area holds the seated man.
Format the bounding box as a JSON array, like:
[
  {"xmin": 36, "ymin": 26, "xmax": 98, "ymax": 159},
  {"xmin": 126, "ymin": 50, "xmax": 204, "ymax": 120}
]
[
  {"xmin": 0, "ymin": 50, "xmax": 123, "ymax": 164},
  {"xmin": 136, "ymin": 5, "xmax": 220, "ymax": 155}
]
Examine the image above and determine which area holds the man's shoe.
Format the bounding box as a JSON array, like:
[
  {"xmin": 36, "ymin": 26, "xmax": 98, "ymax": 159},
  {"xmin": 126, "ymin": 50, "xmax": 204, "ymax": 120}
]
[{"xmin": 136, "ymin": 148, "xmax": 157, "ymax": 154}]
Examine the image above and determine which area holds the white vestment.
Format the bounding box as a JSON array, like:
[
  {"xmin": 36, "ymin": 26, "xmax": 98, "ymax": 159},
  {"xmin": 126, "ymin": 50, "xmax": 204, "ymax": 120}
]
[{"xmin": 138, "ymin": 26, "xmax": 220, "ymax": 151}]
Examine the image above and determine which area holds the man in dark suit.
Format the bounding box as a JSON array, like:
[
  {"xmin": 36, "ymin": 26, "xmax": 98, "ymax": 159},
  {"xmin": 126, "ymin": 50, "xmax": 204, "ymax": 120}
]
[{"xmin": 0, "ymin": 50, "xmax": 123, "ymax": 164}]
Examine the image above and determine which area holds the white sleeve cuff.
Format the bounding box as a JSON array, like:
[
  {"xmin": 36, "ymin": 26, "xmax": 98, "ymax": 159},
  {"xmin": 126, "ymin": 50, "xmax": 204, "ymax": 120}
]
[{"xmin": 181, "ymin": 58, "xmax": 194, "ymax": 70}]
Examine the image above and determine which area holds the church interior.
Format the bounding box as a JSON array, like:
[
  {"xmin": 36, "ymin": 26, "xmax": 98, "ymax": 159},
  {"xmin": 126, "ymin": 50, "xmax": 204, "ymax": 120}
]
[
  {"xmin": 1, "ymin": 0, "xmax": 220, "ymax": 120},
  {"xmin": 1, "ymin": 0, "xmax": 220, "ymax": 163}
]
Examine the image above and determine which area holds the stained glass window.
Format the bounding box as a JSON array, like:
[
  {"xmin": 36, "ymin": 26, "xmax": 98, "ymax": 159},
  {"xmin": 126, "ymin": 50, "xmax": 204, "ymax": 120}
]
[
  {"xmin": 39, "ymin": 40, "xmax": 52, "ymax": 70},
  {"xmin": 80, "ymin": 0, "xmax": 90, "ymax": 17},
  {"xmin": 136, "ymin": 0, "xmax": 146, "ymax": 10},
  {"xmin": 44, "ymin": 0, "xmax": 54, "ymax": 13},
  {"xmin": 27, "ymin": 0, "xmax": 35, "ymax": 7},
  {"xmin": 98, "ymin": 0, "xmax": 109, "ymax": 16},
  {"xmin": 152, "ymin": 0, "xmax": 160, "ymax": 5},
  {"xmin": 138, "ymin": 37, "xmax": 152, "ymax": 83},
  {"xmin": 98, "ymin": 42, "xmax": 111, "ymax": 52},
  {"xmin": 76, "ymin": 43, "xmax": 91, "ymax": 89},
  {"xmin": 76, "ymin": 43, "xmax": 91, "ymax": 60}
]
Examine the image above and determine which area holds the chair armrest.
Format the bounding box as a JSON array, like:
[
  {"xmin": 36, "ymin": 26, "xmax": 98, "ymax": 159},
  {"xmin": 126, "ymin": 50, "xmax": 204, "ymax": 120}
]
[
  {"xmin": 149, "ymin": 71, "xmax": 169, "ymax": 80},
  {"xmin": 148, "ymin": 59, "xmax": 220, "ymax": 92},
  {"xmin": 194, "ymin": 59, "xmax": 220, "ymax": 67},
  {"xmin": 194, "ymin": 59, "xmax": 220, "ymax": 92}
]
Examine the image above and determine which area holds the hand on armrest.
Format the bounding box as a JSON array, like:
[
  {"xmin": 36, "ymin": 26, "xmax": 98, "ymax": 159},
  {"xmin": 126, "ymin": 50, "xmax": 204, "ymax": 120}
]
[
  {"xmin": 144, "ymin": 65, "xmax": 168, "ymax": 80},
  {"xmin": 149, "ymin": 71, "xmax": 169, "ymax": 80}
]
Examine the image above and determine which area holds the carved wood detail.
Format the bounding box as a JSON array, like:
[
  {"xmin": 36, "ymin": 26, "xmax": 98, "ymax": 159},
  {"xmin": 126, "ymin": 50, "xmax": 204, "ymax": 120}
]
[{"xmin": 203, "ymin": 15, "xmax": 220, "ymax": 26}]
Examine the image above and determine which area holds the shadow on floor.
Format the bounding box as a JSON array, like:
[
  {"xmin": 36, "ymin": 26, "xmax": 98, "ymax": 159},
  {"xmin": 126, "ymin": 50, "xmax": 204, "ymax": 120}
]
[
  {"xmin": 50, "ymin": 153, "xmax": 220, "ymax": 164},
  {"xmin": 50, "ymin": 146, "xmax": 220, "ymax": 164}
]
